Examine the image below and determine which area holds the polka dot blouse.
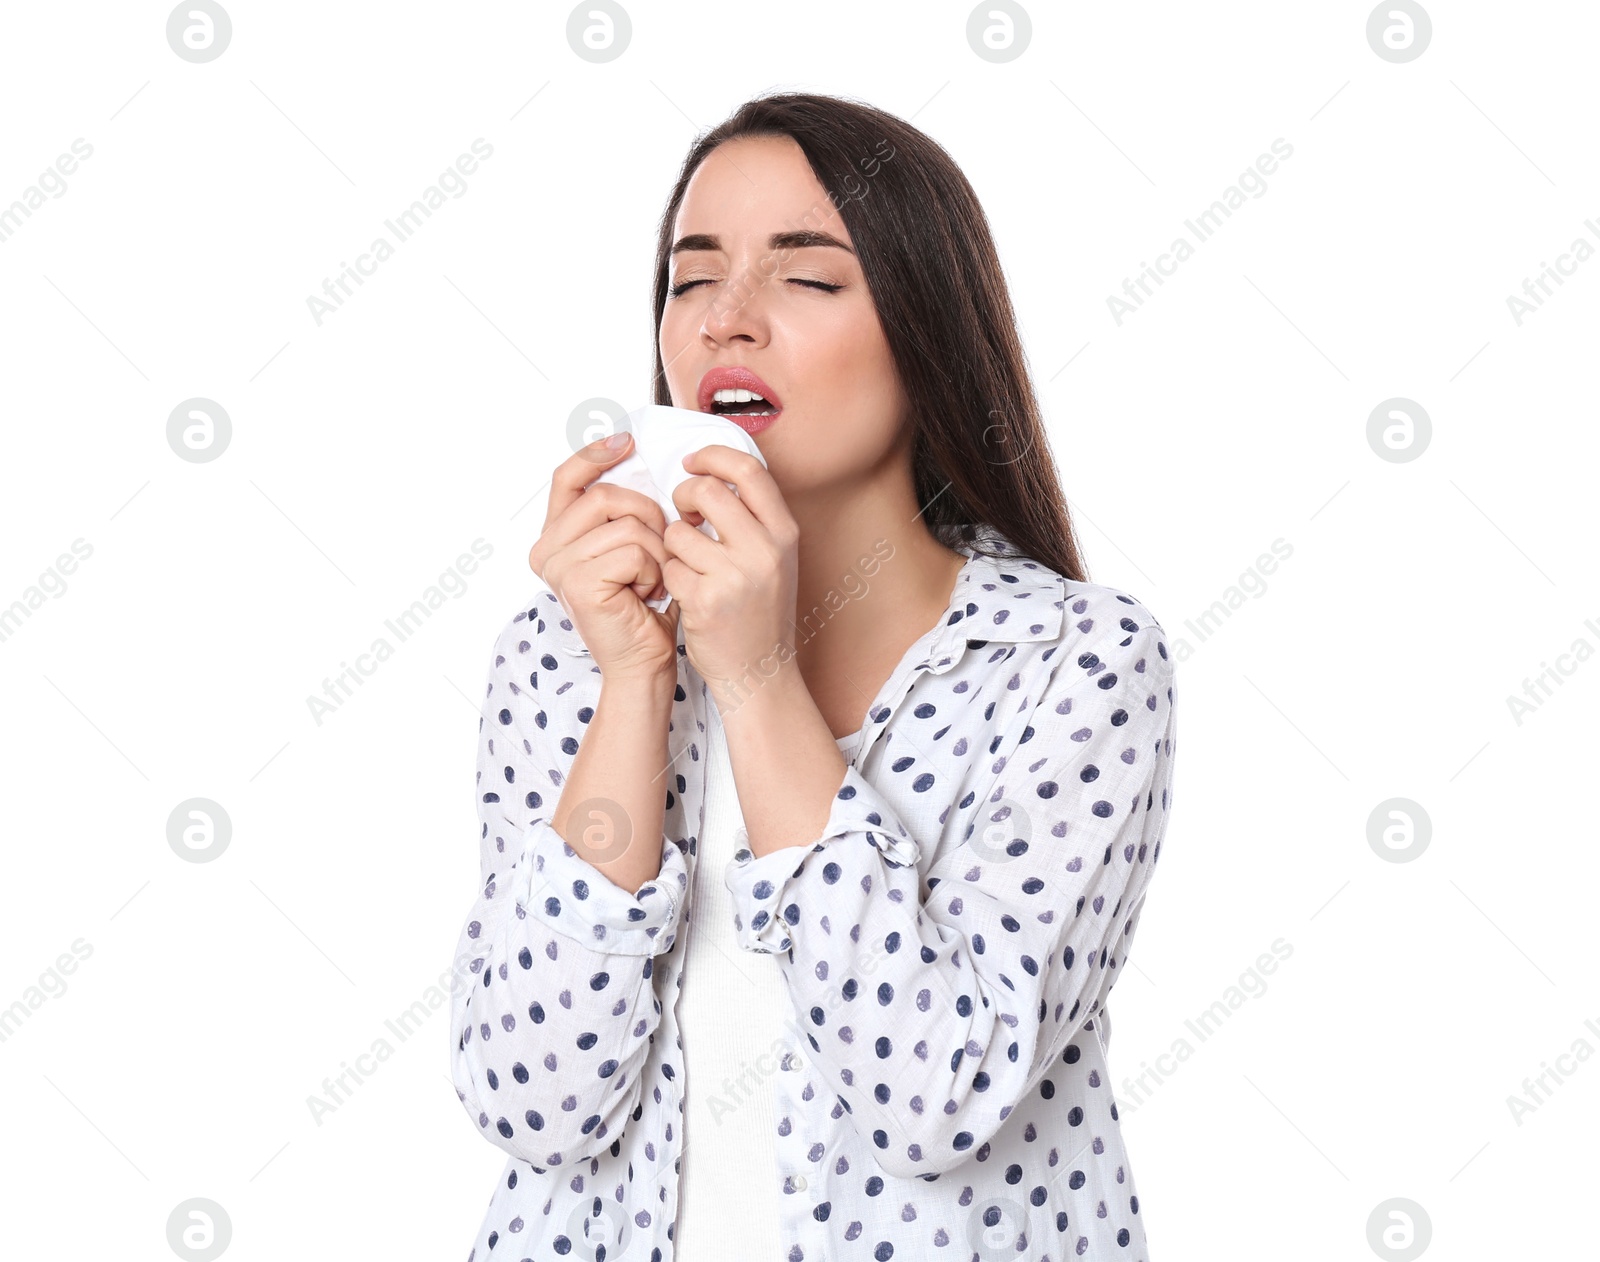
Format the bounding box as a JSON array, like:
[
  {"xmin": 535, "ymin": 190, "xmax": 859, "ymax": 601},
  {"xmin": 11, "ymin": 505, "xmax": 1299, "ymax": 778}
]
[{"xmin": 451, "ymin": 527, "xmax": 1180, "ymax": 1260}]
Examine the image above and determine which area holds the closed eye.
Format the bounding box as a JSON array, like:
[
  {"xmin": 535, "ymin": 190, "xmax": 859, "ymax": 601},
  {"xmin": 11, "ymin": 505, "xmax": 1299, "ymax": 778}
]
[{"xmin": 668, "ymin": 278, "xmax": 844, "ymax": 298}]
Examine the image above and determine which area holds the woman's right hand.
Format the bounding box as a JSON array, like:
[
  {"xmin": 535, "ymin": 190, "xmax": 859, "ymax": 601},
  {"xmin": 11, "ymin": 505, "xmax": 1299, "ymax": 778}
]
[{"xmin": 528, "ymin": 433, "xmax": 681, "ymax": 683}]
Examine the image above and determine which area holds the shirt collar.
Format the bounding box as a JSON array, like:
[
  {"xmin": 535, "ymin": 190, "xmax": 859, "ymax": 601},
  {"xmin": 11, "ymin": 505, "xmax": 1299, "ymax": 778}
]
[
  {"xmin": 540, "ymin": 524, "xmax": 1066, "ymax": 664},
  {"xmin": 914, "ymin": 524, "xmax": 1067, "ymax": 676}
]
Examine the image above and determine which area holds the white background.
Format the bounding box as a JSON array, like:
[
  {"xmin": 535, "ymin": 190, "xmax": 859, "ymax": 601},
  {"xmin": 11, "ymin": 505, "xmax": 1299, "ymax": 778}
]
[{"xmin": 1, "ymin": 1, "xmax": 1595, "ymax": 1258}]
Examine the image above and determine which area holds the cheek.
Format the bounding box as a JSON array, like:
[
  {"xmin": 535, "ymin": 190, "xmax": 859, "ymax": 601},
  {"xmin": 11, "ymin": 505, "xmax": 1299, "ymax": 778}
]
[
  {"xmin": 812, "ymin": 310, "xmax": 897, "ymax": 403},
  {"xmin": 836, "ymin": 340, "xmax": 902, "ymax": 428},
  {"xmin": 784, "ymin": 321, "xmax": 897, "ymax": 458},
  {"xmin": 658, "ymin": 316, "xmax": 695, "ymax": 401},
  {"xmin": 658, "ymin": 309, "xmax": 685, "ymax": 357},
  {"xmin": 845, "ymin": 310, "xmax": 897, "ymax": 388}
]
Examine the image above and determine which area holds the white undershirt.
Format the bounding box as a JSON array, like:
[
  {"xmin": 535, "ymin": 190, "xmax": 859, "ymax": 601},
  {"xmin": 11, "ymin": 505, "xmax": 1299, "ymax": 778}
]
[{"xmin": 676, "ymin": 705, "xmax": 856, "ymax": 1255}]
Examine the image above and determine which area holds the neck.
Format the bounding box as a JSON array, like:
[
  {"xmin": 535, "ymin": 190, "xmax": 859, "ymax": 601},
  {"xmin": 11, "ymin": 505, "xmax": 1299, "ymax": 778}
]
[{"xmin": 783, "ymin": 468, "xmax": 968, "ymax": 664}]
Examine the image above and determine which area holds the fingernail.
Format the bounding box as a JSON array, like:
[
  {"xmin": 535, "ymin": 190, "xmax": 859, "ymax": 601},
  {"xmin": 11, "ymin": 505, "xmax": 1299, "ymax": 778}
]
[{"xmin": 604, "ymin": 431, "xmax": 630, "ymax": 449}]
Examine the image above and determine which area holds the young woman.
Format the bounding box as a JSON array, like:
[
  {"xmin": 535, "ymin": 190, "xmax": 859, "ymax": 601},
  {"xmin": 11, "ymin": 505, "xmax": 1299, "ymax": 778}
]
[{"xmin": 452, "ymin": 91, "xmax": 1178, "ymax": 1261}]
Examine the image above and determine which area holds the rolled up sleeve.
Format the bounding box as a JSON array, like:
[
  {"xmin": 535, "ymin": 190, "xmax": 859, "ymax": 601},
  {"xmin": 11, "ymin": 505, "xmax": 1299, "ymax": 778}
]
[
  {"xmin": 450, "ymin": 600, "xmax": 687, "ymax": 1167},
  {"xmin": 721, "ymin": 622, "xmax": 1177, "ymax": 1177}
]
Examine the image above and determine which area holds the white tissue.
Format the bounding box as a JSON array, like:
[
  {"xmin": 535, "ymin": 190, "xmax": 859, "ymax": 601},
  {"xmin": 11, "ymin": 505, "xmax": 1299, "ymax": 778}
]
[{"xmin": 591, "ymin": 403, "xmax": 769, "ymax": 612}]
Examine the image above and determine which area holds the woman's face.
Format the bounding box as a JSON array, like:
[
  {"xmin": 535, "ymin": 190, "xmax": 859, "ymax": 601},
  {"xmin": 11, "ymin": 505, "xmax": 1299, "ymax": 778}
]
[{"xmin": 659, "ymin": 135, "xmax": 907, "ymax": 501}]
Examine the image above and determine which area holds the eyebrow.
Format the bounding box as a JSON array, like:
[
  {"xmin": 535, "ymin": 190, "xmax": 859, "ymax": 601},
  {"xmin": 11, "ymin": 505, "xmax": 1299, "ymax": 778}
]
[{"xmin": 669, "ymin": 229, "xmax": 855, "ymax": 258}]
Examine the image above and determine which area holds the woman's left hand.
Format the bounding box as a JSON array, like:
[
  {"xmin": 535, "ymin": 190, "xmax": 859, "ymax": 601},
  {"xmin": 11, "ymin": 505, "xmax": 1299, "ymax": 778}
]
[{"xmin": 662, "ymin": 444, "xmax": 800, "ymax": 699}]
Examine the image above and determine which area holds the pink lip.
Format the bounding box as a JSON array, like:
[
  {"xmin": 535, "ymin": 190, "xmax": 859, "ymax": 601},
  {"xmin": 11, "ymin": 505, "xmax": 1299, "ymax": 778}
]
[{"xmin": 697, "ymin": 366, "xmax": 784, "ymax": 432}]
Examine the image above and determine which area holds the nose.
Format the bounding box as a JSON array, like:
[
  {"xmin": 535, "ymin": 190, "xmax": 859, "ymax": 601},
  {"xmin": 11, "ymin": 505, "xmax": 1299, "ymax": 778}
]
[{"xmin": 698, "ymin": 261, "xmax": 771, "ymax": 347}]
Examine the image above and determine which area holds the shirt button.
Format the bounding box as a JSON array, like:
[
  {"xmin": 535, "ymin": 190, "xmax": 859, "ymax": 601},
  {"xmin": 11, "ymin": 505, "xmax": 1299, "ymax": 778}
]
[{"xmin": 793, "ymin": 1175, "xmax": 808, "ymax": 1190}]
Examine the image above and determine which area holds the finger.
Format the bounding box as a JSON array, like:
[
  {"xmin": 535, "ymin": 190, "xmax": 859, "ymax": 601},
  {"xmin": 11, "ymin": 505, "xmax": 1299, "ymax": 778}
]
[
  {"xmin": 592, "ymin": 521, "xmax": 665, "ymax": 601},
  {"xmin": 540, "ymin": 514, "xmax": 669, "ymax": 595},
  {"xmin": 532, "ymin": 481, "xmax": 669, "ymax": 577},
  {"xmin": 678, "ymin": 444, "xmax": 789, "ymax": 533},
  {"xmin": 582, "ymin": 482, "xmax": 670, "ymax": 537},
  {"xmin": 661, "ymin": 515, "xmax": 720, "ymax": 577},
  {"xmin": 666, "ymin": 509, "xmax": 766, "ymax": 603},
  {"xmin": 576, "ymin": 541, "xmax": 666, "ymax": 603},
  {"xmin": 671, "ymin": 473, "xmax": 754, "ymax": 553},
  {"xmin": 565, "ymin": 515, "xmax": 671, "ymax": 572},
  {"xmin": 544, "ymin": 433, "xmax": 636, "ymax": 530},
  {"xmin": 661, "ymin": 554, "xmax": 700, "ymax": 609}
]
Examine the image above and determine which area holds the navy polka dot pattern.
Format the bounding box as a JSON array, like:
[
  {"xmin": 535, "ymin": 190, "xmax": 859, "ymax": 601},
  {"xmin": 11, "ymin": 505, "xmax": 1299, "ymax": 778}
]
[{"xmin": 451, "ymin": 528, "xmax": 1179, "ymax": 1260}]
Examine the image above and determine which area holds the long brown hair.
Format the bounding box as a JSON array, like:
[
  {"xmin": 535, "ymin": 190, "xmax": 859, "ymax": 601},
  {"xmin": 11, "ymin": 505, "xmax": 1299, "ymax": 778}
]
[{"xmin": 648, "ymin": 90, "xmax": 1088, "ymax": 583}]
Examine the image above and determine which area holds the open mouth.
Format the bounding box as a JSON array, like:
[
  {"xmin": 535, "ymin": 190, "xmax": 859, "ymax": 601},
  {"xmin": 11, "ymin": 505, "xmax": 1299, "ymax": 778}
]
[
  {"xmin": 697, "ymin": 369, "xmax": 783, "ymax": 432},
  {"xmin": 707, "ymin": 388, "xmax": 780, "ymax": 419}
]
